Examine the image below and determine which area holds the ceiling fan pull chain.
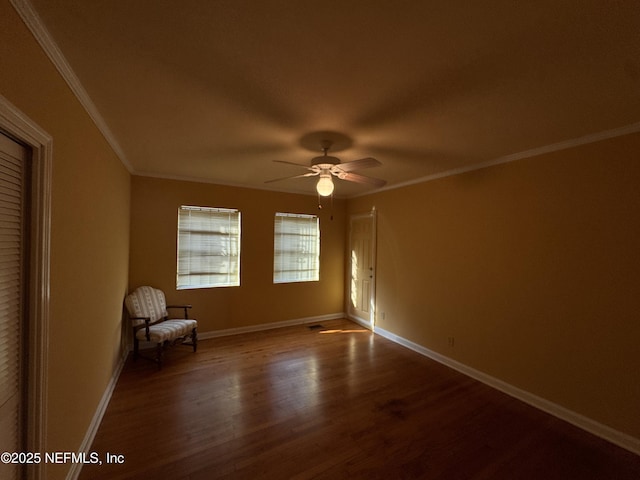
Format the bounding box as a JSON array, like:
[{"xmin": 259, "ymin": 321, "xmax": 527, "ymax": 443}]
[{"xmin": 330, "ymin": 192, "xmax": 334, "ymax": 221}]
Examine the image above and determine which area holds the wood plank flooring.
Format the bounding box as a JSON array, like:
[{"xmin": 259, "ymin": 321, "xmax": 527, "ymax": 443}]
[{"xmin": 79, "ymin": 319, "xmax": 640, "ymax": 479}]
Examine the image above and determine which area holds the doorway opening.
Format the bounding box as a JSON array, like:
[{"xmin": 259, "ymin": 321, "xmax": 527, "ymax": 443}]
[{"xmin": 0, "ymin": 96, "xmax": 52, "ymax": 480}]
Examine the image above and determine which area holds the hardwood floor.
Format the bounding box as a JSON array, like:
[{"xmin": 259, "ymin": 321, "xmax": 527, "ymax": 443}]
[{"xmin": 79, "ymin": 319, "xmax": 640, "ymax": 479}]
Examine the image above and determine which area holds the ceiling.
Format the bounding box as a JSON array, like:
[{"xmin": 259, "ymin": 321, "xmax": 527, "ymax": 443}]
[{"xmin": 27, "ymin": 0, "xmax": 640, "ymax": 197}]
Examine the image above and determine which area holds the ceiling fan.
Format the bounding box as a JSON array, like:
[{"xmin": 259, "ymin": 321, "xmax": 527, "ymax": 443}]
[{"xmin": 266, "ymin": 139, "xmax": 386, "ymax": 196}]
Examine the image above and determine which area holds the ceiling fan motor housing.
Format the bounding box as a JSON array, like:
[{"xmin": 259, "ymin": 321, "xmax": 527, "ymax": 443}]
[{"xmin": 311, "ymin": 155, "xmax": 340, "ymax": 167}]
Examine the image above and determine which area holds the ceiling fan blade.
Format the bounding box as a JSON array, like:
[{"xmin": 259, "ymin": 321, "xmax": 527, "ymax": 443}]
[
  {"xmin": 264, "ymin": 172, "xmax": 318, "ymax": 184},
  {"xmin": 339, "ymin": 172, "xmax": 386, "ymax": 187},
  {"xmin": 273, "ymin": 159, "xmax": 312, "ymax": 169},
  {"xmin": 336, "ymin": 157, "xmax": 381, "ymax": 172}
]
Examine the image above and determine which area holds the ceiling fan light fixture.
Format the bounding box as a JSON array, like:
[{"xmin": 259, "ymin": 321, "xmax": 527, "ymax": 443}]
[{"xmin": 316, "ymin": 174, "xmax": 334, "ymax": 196}]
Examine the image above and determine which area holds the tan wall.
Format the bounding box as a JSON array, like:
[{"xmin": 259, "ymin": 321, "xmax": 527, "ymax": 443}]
[
  {"xmin": 1, "ymin": 2, "xmax": 131, "ymax": 478},
  {"xmin": 347, "ymin": 132, "xmax": 640, "ymax": 439},
  {"xmin": 129, "ymin": 176, "xmax": 345, "ymax": 331}
]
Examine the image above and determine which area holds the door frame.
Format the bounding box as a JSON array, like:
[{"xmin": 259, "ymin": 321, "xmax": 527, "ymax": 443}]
[
  {"xmin": 347, "ymin": 208, "xmax": 377, "ymax": 330},
  {"xmin": 1, "ymin": 95, "xmax": 51, "ymax": 480}
]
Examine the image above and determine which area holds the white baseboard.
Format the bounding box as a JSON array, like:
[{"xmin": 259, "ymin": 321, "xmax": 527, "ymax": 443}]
[
  {"xmin": 198, "ymin": 312, "xmax": 346, "ymax": 339},
  {"xmin": 374, "ymin": 326, "xmax": 640, "ymax": 456},
  {"xmin": 67, "ymin": 349, "xmax": 128, "ymax": 480},
  {"xmin": 347, "ymin": 314, "xmax": 373, "ymax": 330}
]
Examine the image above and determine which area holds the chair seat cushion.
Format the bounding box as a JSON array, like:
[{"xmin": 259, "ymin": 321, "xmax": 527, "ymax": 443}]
[{"xmin": 136, "ymin": 319, "xmax": 197, "ymax": 343}]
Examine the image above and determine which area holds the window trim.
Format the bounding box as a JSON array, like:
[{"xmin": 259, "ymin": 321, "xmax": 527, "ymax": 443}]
[
  {"xmin": 176, "ymin": 205, "xmax": 241, "ymax": 290},
  {"xmin": 273, "ymin": 212, "xmax": 320, "ymax": 284}
]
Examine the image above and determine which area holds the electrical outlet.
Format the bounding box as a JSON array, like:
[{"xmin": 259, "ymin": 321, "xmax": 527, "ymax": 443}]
[{"xmin": 447, "ymin": 336, "xmax": 455, "ymax": 347}]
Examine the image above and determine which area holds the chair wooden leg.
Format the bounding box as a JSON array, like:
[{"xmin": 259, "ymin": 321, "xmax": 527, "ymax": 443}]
[{"xmin": 192, "ymin": 328, "xmax": 198, "ymax": 352}]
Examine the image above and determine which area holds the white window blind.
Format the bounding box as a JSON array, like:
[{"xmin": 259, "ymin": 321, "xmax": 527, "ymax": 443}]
[
  {"xmin": 274, "ymin": 212, "xmax": 319, "ymax": 283},
  {"xmin": 177, "ymin": 206, "xmax": 241, "ymax": 289}
]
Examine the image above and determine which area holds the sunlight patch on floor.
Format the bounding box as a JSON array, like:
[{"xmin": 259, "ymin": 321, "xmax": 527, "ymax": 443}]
[{"xmin": 319, "ymin": 329, "xmax": 369, "ymax": 334}]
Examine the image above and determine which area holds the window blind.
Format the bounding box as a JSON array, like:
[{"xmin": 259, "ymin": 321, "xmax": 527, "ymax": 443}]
[
  {"xmin": 0, "ymin": 133, "xmax": 28, "ymax": 478},
  {"xmin": 177, "ymin": 206, "xmax": 241, "ymax": 289},
  {"xmin": 274, "ymin": 212, "xmax": 319, "ymax": 283}
]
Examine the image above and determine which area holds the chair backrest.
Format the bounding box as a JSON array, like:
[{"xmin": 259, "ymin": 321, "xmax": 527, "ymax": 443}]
[{"xmin": 125, "ymin": 286, "xmax": 168, "ymax": 326}]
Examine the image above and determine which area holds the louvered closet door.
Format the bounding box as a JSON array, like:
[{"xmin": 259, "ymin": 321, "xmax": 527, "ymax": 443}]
[{"xmin": 0, "ymin": 132, "xmax": 29, "ymax": 480}]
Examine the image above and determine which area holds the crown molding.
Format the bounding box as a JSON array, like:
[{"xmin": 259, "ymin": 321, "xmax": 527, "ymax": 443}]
[
  {"xmin": 354, "ymin": 120, "xmax": 640, "ymax": 198},
  {"xmin": 10, "ymin": 0, "xmax": 134, "ymax": 173},
  {"xmin": 138, "ymin": 113, "xmax": 639, "ymax": 201},
  {"xmin": 133, "ymin": 170, "xmax": 355, "ymax": 199}
]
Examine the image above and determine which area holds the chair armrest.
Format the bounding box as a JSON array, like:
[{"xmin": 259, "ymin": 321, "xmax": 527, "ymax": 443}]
[
  {"xmin": 130, "ymin": 316, "xmax": 155, "ymax": 341},
  {"xmin": 167, "ymin": 304, "xmax": 192, "ymax": 319}
]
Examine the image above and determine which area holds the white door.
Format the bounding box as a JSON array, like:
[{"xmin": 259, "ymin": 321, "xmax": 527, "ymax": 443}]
[
  {"xmin": 348, "ymin": 211, "xmax": 376, "ymax": 328},
  {"xmin": 0, "ymin": 132, "xmax": 29, "ymax": 480}
]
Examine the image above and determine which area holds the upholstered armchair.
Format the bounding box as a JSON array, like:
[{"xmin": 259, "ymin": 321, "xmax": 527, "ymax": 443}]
[{"xmin": 124, "ymin": 286, "xmax": 197, "ymax": 367}]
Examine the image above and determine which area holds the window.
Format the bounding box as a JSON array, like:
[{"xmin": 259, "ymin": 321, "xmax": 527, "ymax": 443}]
[
  {"xmin": 177, "ymin": 206, "xmax": 241, "ymax": 289},
  {"xmin": 274, "ymin": 212, "xmax": 320, "ymax": 283}
]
